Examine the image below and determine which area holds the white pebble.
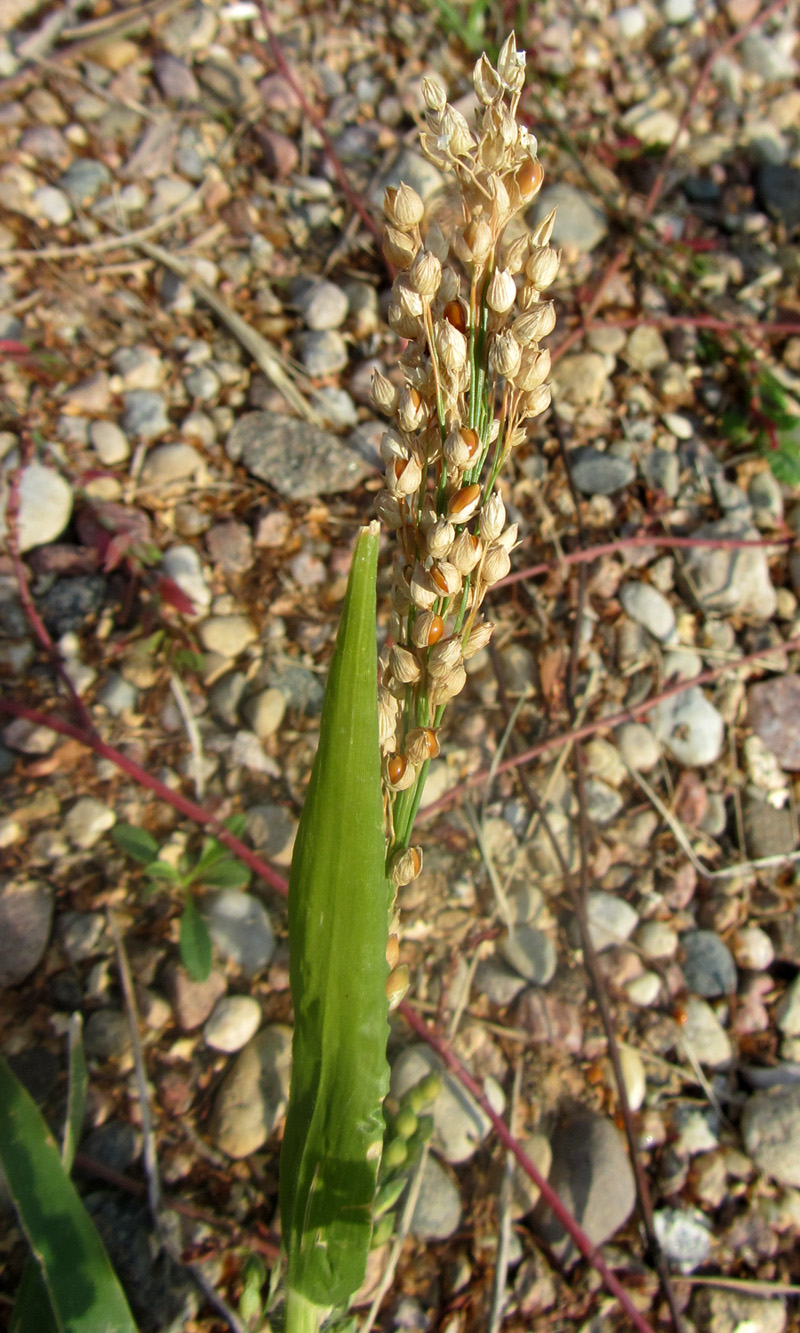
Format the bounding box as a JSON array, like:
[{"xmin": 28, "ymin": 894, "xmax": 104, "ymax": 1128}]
[
  {"xmin": 731, "ymin": 926, "xmax": 774, "ymax": 971},
  {"xmin": 625, "ymin": 971, "xmax": 662, "ymax": 1007},
  {"xmin": 204, "ymin": 995, "xmax": 262, "ymax": 1052},
  {"xmin": 616, "ymin": 1043, "xmax": 646, "ymax": 1112},
  {"xmin": 637, "ymin": 920, "xmax": 679, "ymax": 961}
]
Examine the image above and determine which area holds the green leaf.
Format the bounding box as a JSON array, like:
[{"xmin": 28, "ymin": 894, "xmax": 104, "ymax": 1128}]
[
  {"xmin": 224, "ymin": 812, "xmax": 248, "ymax": 839},
  {"xmin": 143, "ymin": 861, "xmax": 181, "ymax": 883},
  {"xmin": 113, "ymin": 824, "xmax": 160, "ymax": 865},
  {"xmin": 280, "ymin": 523, "xmax": 390, "ymax": 1312},
  {"xmin": 173, "ymin": 648, "xmax": 206, "ymax": 675},
  {"xmin": 62, "ymin": 1014, "xmax": 87, "ymax": 1173},
  {"xmin": 197, "ymin": 859, "xmax": 251, "ymax": 889},
  {"xmin": 0, "ymin": 1055, "xmax": 138, "ymax": 1333},
  {"xmin": 179, "ymin": 894, "xmax": 213, "ymax": 981},
  {"xmin": 10, "ymin": 1255, "xmax": 59, "ymax": 1333}
]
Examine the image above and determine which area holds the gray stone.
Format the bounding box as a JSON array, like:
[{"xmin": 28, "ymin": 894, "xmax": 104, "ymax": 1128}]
[
  {"xmin": 690, "ymin": 1288, "xmax": 786, "ymax": 1333},
  {"xmin": 409, "ymin": 1154, "xmax": 462, "ymax": 1240},
  {"xmin": 32, "ymin": 185, "xmax": 72, "ymax": 225},
  {"xmin": 776, "ymin": 974, "xmax": 800, "ymax": 1036},
  {"xmin": 45, "ymin": 574, "xmax": 107, "ymax": 636},
  {"xmin": 748, "ymin": 469, "xmax": 784, "ymax": 529},
  {"xmin": 682, "ymin": 517, "xmax": 776, "ymax": 619},
  {"xmin": 583, "ymin": 777, "xmax": 624, "ymax": 824},
  {"xmin": 743, "ymin": 793, "xmax": 796, "ymax": 858},
  {"xmin": 160, "ymin": 545, "xmax": 211, "ymax": 614},
  {"xmin": 242, "ymin": 687, "xmax": 286, "ymax": 740},
  {"xmin": 198, "ymin": 614, "xmax": 256, "ymax": 657},
  {"xmin": 585, "ymin": 891, "xmax": 638, "ymax": 952},
  {"xmin": 620, "ymin": 582, "xmax": 675, "ymax": 642},
  {"xmin": 63, "ymin": 796, "xmax": 115, "ymax": 850},
  {"xmin": 184, "ymin": 365, "xmax": 220, "ymax": 402},
  {"xmin": 0, "ymin": 463, "xmax": 73, "ymax": 552},
  {"xmin": 571, "ymin": 448, "xmax": 634, "ymax": 495},
  {"xmin": 89, "ymin": 419, "xmax": 130, "ymax": 465},
  {"xmin": 244, "ymin": 804, "xmax": 297, "ymax": 867},
  {"xmin": 205, "ymin": 521, "xmax": 253, "ymax": 574},
  {"xmin": 637, "ymin": 921, "xmax": 679, "ymax": 961},
  {"xmin": 373, "ymin": 147, "xmax": 445, "ymax": 207},
  {"xmin": 509, "ymin": 1133, "xmax": 553, "ymax": 1217},
  {"xmin": 84, "ymin": 1193, "xmax": 198, "ymax": 1329},
  {"xmin": 209, "ymin": 1025, "xmax": 292, "ymax": 1158},
  {"xmin": 310, "ymin": 387, "xmax": 358, "ymax": 428},
  {"xmin": 227, "ymin": 412, "xmax": 374, "ymax": 501},
  {"xmin": 679, "ymin": 997, "xmax": 732, "ymax": 1069},
  {"xmin": 83, "ymin": 1010, "xmax": 132, "ymax": 1062},
  {"xmin": 59, "ymin": 158, "xmax": 111, "ymax": 204},
  {"xmin": 681, "ymin": 930, "xmax": 737, "ymax": 998},
  {"xmin": 529, "ymin": 183, "xmax": 607, "ymax": 253},
  {"xmin": 652, "ymin": 687, "xmax": 724, "ymax": 766},
  {"xmin": 111, "ymin": 345, "xmax": 165, "ymax": 390},
  {"xmin": 741, "ymin": 1085, "xmax": 800, "ymax": 1186},
  {"xmin": 204, "ymin": 890, "xmax": 275, "ymax": 977},
  {"xmin": 553, "ymin": 357, "xmax": 611, "ymax": 409},
  {"xmin": 625, "ymin": 326, "xmax": 669, "ymax": 372},
  {"xmin": 530, "ymin": 1106, "xmax": 635, "ymax": 1264},
  {"xmin": 97, "ymin": 672, "xmax": 138, "ymax": 716},
  {"xmin": 0, "ymin": 880, "xmax": 53, "ymax": 986},
  {"xmin": 153, "ymin": 52, "xmax": 200, "ymax": 102},
  {"xmin": 616, "ymin": 721, "xmax": 660, "ymax": 772},
  {"xmin": 501, "ymin": 927, "xmax": 557, "ymax": 986},
  {"xmin": 208, "ymin": 671, "xmax": 247, "ymax": 728},
  {"xmin": 162, "ymin": 961, "xmax": 226, "ymax": 1031},
  {"xmin": 297, "ymin": 280, "xmax": 349, "ymax": 331},
  {"xmin": 296, "ymin": 330, "xmax": 349, "ymax": 377},
  {"xmin": 755, "ymin": 163, "xmax": 800, "ymax": 230},
  {"xmin": 748, "ymin": 676, "xmax": 800, "ymax": 772},
  {"xmin": 390, "ymin": 1044, "xmax": 504, "ymax": 1164},
  {"xmin": 741, "ymin": 33, "xmax": 797, "ymax": 83},
  {"xmin": 58, "ymin": 911, "xmax": 109, "ymax": 963},
  {"xmin": 641, "ymin": 447, "xmax": 680, "ymax": 497},
  {"xmin": 122, "ymin": 391, "xmax": 170, "ymax": 442},
  {"xmin": 653, "ymin": 1207, "xmax": 712, "ymax": 1271},
  {"xmin": 203, "ymin": 995, "xmax": 261, "ymax": 1053},
  {"xmin": 474, "ymin": 955, "xmax": 529, "ymax": 1006},
  {"xmin": 82, "ymin": 1121, "xmax": 141, "ymax": 1174}
]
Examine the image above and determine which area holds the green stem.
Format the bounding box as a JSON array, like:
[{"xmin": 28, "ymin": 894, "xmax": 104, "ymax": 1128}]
[{"xmin": 285, "ymin": 1287, "xmax": 326, "ymax": 1333}]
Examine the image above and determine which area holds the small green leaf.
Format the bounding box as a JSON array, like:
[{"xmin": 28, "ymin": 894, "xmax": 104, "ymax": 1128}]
[
  {"xmin": 179, "ymin": 894, "xmax": 213, "ymax": 981},
  {"xmin": 113, "ymin": 824, "xmax": 160, "ymax": 865},
  {"xmin": 144, "ymin": 861, "xmax": 181, "ymax": 883},
  {"xmin": 173, "ymin": 648, "xmax": 206, "ymax": 674},
  {"xmin": 225, "ymin": 812, "xmax": 248, "ymax": 839},
  {"xmin": 198, "ymin": 860, "xmax": 251, "ymax": 889},
  {"xmin": 62, "ymin": 1014, "xmax": 87, "ymax": 1173}
]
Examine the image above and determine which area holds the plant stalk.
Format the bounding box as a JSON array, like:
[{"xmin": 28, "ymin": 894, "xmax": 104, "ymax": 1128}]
[{"xmin": 285, "ymin": 1287, "xmax": 326, "ymax": 1333}]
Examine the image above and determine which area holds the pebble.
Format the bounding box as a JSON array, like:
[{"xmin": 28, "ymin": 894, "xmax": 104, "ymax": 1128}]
[
  {"xmin": 32, "ymin": 185, "xmax": 72, "ymax": 225},
  {"xmin": 41, "ymin": 577, "xmax": 106, "ymax": 636},
  {"xmin": 230, "ymin": 731, "xmax": 281, "ymax": 778},
  {"xmin": 625, "ymin": 326, "xmax": 669, "ymax": 373},
  {"xmin": 63, "ymin": 797, "xmax": 116, "ymax": 850},
  {"xmin": 184, "ymin": 365, "xmax": 220, "ymax": 402},
  {"xmin": 614, "ymin": 5, "xmax": 648, "ymax": 39},
  {"xmin": 741, "ymin": 31, "xmax": 797, "ymax": 82},
  {"xmin": 206, "ymin": 521, "xmax": 253, "ymax": 574},
  {"xmin": 748, "ymin": 675, "xmax": 800, "ymax": 772},
  {"xmin": 203, "ymin": 890, "xmax": 275, "ymax": 977},
  {"xmin": 690, "ymin": 1289, "xmax": 787, "ymax": 1333},
  {"xmin": 731, "ymin": 925, "xmax": 774, "ymax": 971},
  {"xmin": 1, "ymin": 463, "xmax": 73, "ymax": 552},
  {"xmin": 160, "ymin": 545, "xmax": 211, "ymax": 614},
  {"xmin": 553, "ymin": 358, "xmax": 611, "ymax": 410},
  {"xmin": 112, "ymin": 345, "xmax": 165, "ymax": 391},
  {"xmin": 474, "ymin": 955, "xmax": 529, "ymax": 1006},
  {"xmin": 257, "ymin": 126, "xmax": 299, "ymax": 178},
  {"xmin": 777, "ymin": 974, "xmax": 800, "ymax": 1036},
  {"xmin": 617, "ymin": 1044, "xmax": 646, "ymax": 1112},
  {"xmin": 242, "ymin": 688, "xmax": 286, "ymax": 740},
  {"xmin": 244, "ymin": 805, "xmax": 296, "ymax": 866},
  {"xmin": 153, "ymin": 52, "xmax": 200, "ymax": 102},
  {"xmin": 89, "ymin": 419, "xmax": 130, "ymax": 465},
  {"xmin": 529, "ymin": 183, "xmax": 608, "ymax": 253},
  {"xmin": 570, "ymin": 447, "xmax": 634, "ymax": 494},
  {"xmin": 652, "ymin": 686, "xmax": 725, "ymax": 767},
  {"xmin": 83, "ymin": 1009, "xmax": 132, "ymax": 1062},
  {"xmin": 501, "ymin": 926, "xmax": 557, "ymax": 986},
  {"xmin": 373, "ymin": 147, "xmax": 445, "ymax": 207},
  {"xmin": 310, "ymin": 386, "xmax": 359, "ymax": 428},
  {"xmin": 682, "ymin": 517, "xmax": 776, "ymax": 620},
  {"xmin": 641, "ymin": 447, "xmax": 680, "ymax": 497},
  {"xmin": 662, "ymin": 0, "xmax": 695, "ymax": 23},
  {"xmin": 0, "ymin": 879, "xmax": 53, "ymax": 986},
  {"xmin": 741, "ymin": 1084, "xmax": 800, "ymax": 1187},
  {"xmin": 653, "ymin": 1207, "xmax": 712, "ymax": 1272},
  {"xmin": 625, "ymin": 971, "xmax": 662, "ymax": 1006},
  {"xmin": 162, "ymin": 961, "xmax": 227, "ymax": 1030},
  {"xmin": 203, "ymin": 995, "xmax": 262, "ymax": 1052},
  {"xmin": 585, "ymin": 737, "xmax": 627, "ymax": 787},
  {"xmin": 509, "ymin": 1134, "xmax": 553, "ymax": 1217},
  {"xmin": 296, "ymin": 330, "xmax": 349, "ymax": 377},
  {"xmin": 198, "ymin": 614, "xmax": 257, "ymax": 657},
  {"xmin": 530, "ymin": 1106, "xmax": 635, "ymax": 1265},
  {"xmin": 680, "ymin": 930, "xmax": 737, "ymax": 998},
  {"xmin": 756, "ymin": 163, "xmax": 800, "ymax": 230},
  {"xmin": 82, "ymin": 1122, "xmax": 141, "ymax": 1174},
  {"xmin": 122, "ymin": 391, "xmax": 170, "ymax": 442},
  {"xmin": 59, "ymin": 157, "xmax": 111, "ymax": 204},
  {"xmin": 620, "ymin": 582, "xmax": 675, "ymax": 642},
  {"xmin": 585, "ymin": 891, "xmax": 639, "ymax": 952},
  {"xmin": 583, "ymin": 778, "xmax": 624, "ymax": 823},
  {"xmin": 616, "ymin": 721, "xmax": 660, "ymax": 772},
  {"xmin": 748, "ymin": 469, "xmax": 784, "ymax": 528},
  {"xmin": 3, "ymin": 716, "xmax": 59, "ymax": 755},
  {"xmin": 679, "ymin": 997, "xmax": 733, "ymax": 1069},
  {"xmin": 227, "ymin": 412, "xmax": 373, "ymax": 501},
  {"xmin": 390, "ymin": 1045, "xmax": 504, "ymax": 1164},
  {"xmin": 297, "ymin": 280, "xmax": 349, "ymax": 331},
  {"xmin": 743, "ymin": 792, "xmax": 796, "ymax": 858},
  {"xmin": 85, "ymin": 1194, "xmax": 197, "ymax": 1328},
  {"xmin": 621, "ymin": 104, "xmax": 680, "ymax": 147},
  {"xmin": 209, "ymin": 1025, "xmax": 292, "ymax": 1158},
  {"xmin": 409, "ymin": 1154, "xmax": 463, "ymax": 1240},
  {"xmin": 637, "ymin": 920, "xmax": 679, "ymax": 960}
]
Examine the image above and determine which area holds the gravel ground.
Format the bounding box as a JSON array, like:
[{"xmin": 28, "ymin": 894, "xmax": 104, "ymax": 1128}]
[{"xmin": 2, "ymin": 1, "xmax": 800, "ymax": 1330}]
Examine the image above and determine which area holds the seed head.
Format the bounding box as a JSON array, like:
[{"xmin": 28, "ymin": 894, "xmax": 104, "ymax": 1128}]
[
  {"xmin": 390, "ymin": 644, "xmax": 422, "ymax": 684},
  {"xmin": 385, "ymin": 752, "xmax": 416, "ymax": 790},
  {"xmin": 412, "ymin": 611, "xmax": 445, "ymax": 648},
  {"xmin": 428, "ymin": 662, "xmax": 467, "ymax": 705},
  {"xmin": 441, "ymin": 105, "xmax": 474, "ymax": 157},
  {"xmin": 384, "ymin": 182, "xmax": 425, "ymax": 230},
  {"xmin": 421, "ymin": 76, "xmax": 446, "ymax": 113},
  {"xmin": 391, "ymin": 845, "xmax": 423, "ymax": 885},
  {"xmin": 383, "ymin": 225, "xmax": 418, "ymax": 270},
  {"xmin": 473, "ymin": 53, "xmax": 502, "ymax": 104},
  {"xmin": 463, "ymin": 619, "xmax": 494, "ymax": 658},
  {"xmin": 427, "ymin": 636, "xmax": 463, "ymax": 680},
  {"xmin": 447, "ymin": 483, "xmax": 482, "ymax": 523},
  {"xmin": 514, "ymin": 346, "xmax": 551, "ymax": 392},
  {"xmin": 514, "ymin": 301, "xmax": 557, "ymax": 345},
  {"xmin": 410, "ymin": 562, "xmax": 439, "ymax": 610},
  {"xmin": 372, "ymin": 369, "xmax": 399, "ymax": 414},
  {"xmin": 486, "ymin": 267, "xmax": 517, "ymax": 315},
  {"xmin": 425, "ymin": 516, "xmax": 456, "ymax": 560},
  {"xmin": 405, "ymin": 727, "xmax": 440, "ymax": 762},
  {"xmin": 386, "ymin": 963, "xmax": 410, "ymax": 1010},
  {"xmin": 397, "ymin": 384, "xmax": 427, "ymax": 433},
  {"xmin": 449, "ymin": 529, "xmax": 482, "ymax": 574},
  {"xmin": 526, "ymin": 246, "xmax": 560, "ymax": 289},
  {"xmin": 530, "ymin": 207, "xmax": 558, "ymax": 247},
  {"xmin": 387, "ymin": 453, "xmax": 423, "ymax": 497},
  {"xmin": 481, "ymin": 543, "xmax": 512, "ymax": 586},
  {"xmin": 480, "ymin": 491, "xmax": 506, "ymax": 543},
  {"xmin": 409, "ymin": 247, "xmax": 442, "ymax": 298},
  {"xmin": 521, "ymin": 382, "xmax": 552, "ymax": 418},
  {"xmin": 488, "ymin": 330, "xmax": 522, "ymax": 379},
  {"xmin": 435, "ymin": 320, "xmax": 468, "ymax": 372},
  {"xmin": 374, "ymin": 489, "xmax": 403, "ymax": 529}
]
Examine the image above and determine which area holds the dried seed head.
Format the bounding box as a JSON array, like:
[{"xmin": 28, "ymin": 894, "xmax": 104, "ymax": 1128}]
[
  {"xmin": 375, "ymin": 489, "xmax": 403, "ymax": 529},
  {"xmin": 442, "ymin": 297, "xmax": 468, "ymax": 334},
  {"xmin": 456, "ymin": 218, "xmax": 493, "ymax": 266},
  {"xmin": 496, "ymin": 521, "xmax": 519, "ymax": 551},
  {"xmin": 428, "ymin": 662, "xmax": 467, "ymax": 705},
  {"xmin": 526, "ymin": 246, "xmax": 560, "ymax": 289},
  {"xmin": 438, "ymin": 266, "xmax": 461, "ymax": 304},
  {"xmin": 530, "ymin": 208, "xmax": 556, "ymax": 248},
  {"xmin": 447, "ymin": 482, "xmax": 482, "ymax": 523},
  {"xmin": 405, "ymin": 726, "xmax": 440, "ymax": 763},
  {"xmin": 386, "ymin": 963, "xmax": 410, "ymax": 1010},
  {"xmin": 441, "ymin": 105, "xmax": 474, "ymax": 157},
  {"xmin": 390, "ymin": 644, "xmax": 422, "ymax": 684},
  {"xmin": 391, "ymin": 845, "xmax": 423, "ymax": 886},
  {"xmin": 384, "ymin": 182, "xmax": 425, "ymax": 230},
  {"xmin": 449, "ymin": 529, "xmax": 482, "ymax": 574},
  {"xmin": 386, "ymin": 933, "xmax": 400, "ymax": 971},
  {"xmin": 463, "ymin": 619, "xmax": 494, "ymax": 658},
  {"xmin": 480, "ymin": 491, "xmax": 506, "ymax": 542},
  {"xmin": 372, "ymin": 369, "xmax": 399, "ymax": 414},
  {"xmin": 425, "ymin": 219, "xmax": 449, "ymax": 263},
  {"xmin": 412, "ymin": 611, "xmax": 445, "ymax": 648},
  {"xmin": 387, "ymin": 453, "xmax": 423, "ymax": 496},
  {"xmin": 390, "ymin": 574, "xmax": 411, "ymax": 615},
  {"xmin": 521, "ymin": 382, "xmax": 552, "ymax": 418},
  {"xmin": 427, "ymin": 635, "xmax": 463, "ymax": 680},
  {"xmin": 514, "ymin": 346, "xmax": 551, "ymax": 392},
  {"xmin": 397, "ymin": 384, "xmax": 427, "ymax": 433},
  {"xmin": 501, "ymin": 233, "xmax": 530, "ymax": 275},
  {"xmin": 425, "ymin": 516, "xmax": 456, "ymax": 560},
  {"xmin": 380, "ymin": 428, "xmax": 407, "ymax": 464},
  {"xmin": 387, "ymin": 300, "xmax": 423, "ymax": 339},
  {"xmin": 488, "ymin": 173, "xmax": 511, "ymax": 224},
  {"xmin": 383, "ymin": 225, "xmax": 418, "ymax": 270},
  {"xmin": 488, "ymin": 330, "xmax": 522, "ymax": 379},
  {"xmin": 435, "ymin": 319, "xmax": 468, "ymax": 372},
  {"xmin": 385, "ymin": 753, "xmax": 416, "ymax": 791},
  {"xmin": 430, "ymin": 560, "xmax": 462, "ymax": 596},
  {"xmin": 410, "ymin": 561, "xmax": 439, "ymax": 610},
  {"xmin": 421, "ymin": 76, "xmax": 446, "ymax": 113},
  {"xmin": 409, "ymin": 247, "xmax": 442, "ymax": 298},
  {"xmin": 473, "ymin": 52, "xmax": 502, "ymax": 104},
  {"xmin": 481, "ymin": 543, "xmax": 512, "ymax": 585},
  {"xmin": 378, "ymin": 686, "xmax": 400, "ymax": 749},
  {"xmin": 497, "ymin": 31, "xmax": 526, "ymax": 92},
  {"xmin": 486, "ymin": 267, "xmax": 517, "ymax": 315},
  {"xmin": 514, "ymin": 301, "xmax": 557, "ymax": 344}
]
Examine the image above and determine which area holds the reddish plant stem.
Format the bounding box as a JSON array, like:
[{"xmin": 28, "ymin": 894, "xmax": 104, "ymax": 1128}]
[
  {"xmin": 420, "ymin": 634, "xmax": 800, "ymax": 819},
  {"xmin": 398, "ymin": 1000, "xmax": 657, "ymax": 1333},
  {"xmin": 500, "ymin": 531, "xmax": 795, "ymax": 589},
  {"xmin": 585, "ymin": 313, "xmax": 800, "ymax": 337}
]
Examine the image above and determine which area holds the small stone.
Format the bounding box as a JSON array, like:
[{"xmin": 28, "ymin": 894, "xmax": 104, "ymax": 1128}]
[
  {"xmin": 584, "ymin": 778, "xmax": 624, "ymax": 824},
  {"xmin": 409, "ymin": 1154, "xmax": 463, "ymax": 1240},
  {"xmin": 777, "ymin": 975, "xmax": 800, "ymax": 1036},
  {"xmin": 743, "ymin": 793, "xmax": 796, "ymax": 859},
  {"xmin": 741, "ymin": 1085, "xmax": 800, "ymax": 1186},
  {"xmin": 59, "ymin": 158, "xmax": 111, "ymax": 204},
  {"xmin": 731, "ymin": 925, "xmax": 774, "ymax": 971},
  {"xmin": 614, "ymin": 5, "xmax": 648, "ymax": 38},
  {"xmin": 0, "ymin": 880, "xmax": 53, "ymax": 986},
  {"xmin": 620, "ymin": 582, "xmax": 675, "ymax": 642},
  {"xmin": 662, "ymin": 0, "xmax": 695, "ymax": 23},
  {"xmin": 203, "ymin": 995, "xmax": 261, "ymax": 1052},
  {"xmin": 690, "ymin": 1288, "xmax": 786, "ymax": 1333},
  {"xmin": 571, "ymin": 447, "xmax": 634, "ymax": 494},
  {"xmin": 296, "ymin": 330, "xmax": 349, "ymax": 377},
  {"xmin": 373, "ymin": 146, "xmax": 445, "ymax": 208},
  {"xmin": 682, "ymin": 517, "xmax": 776, "ymax": 620},
  {"xmin": 509, "ymin": 1134, "xmax": 553, "ymax": 1217},
  {"xmin": 184, "ymin": 365, "xmax": 220, "ymax": 402},
  {"xmin": 748, "ymin": 676, "xmax": 800, "ymax": 771},
  {"xmin": 585, "ymin": 892, "xmax": 639, "ymax": 952},
  {"xmin": 82, "ymin": 1121, "xmax": 141, "ymax": 1174},
  {"xmin": 625, "ymin": 326, "xmax": 669, "ymax": 372},
  {"xmin": 198, "ymin": 615, "xmax": 256, "ymax": 658},
  {"xmin": 501, "ymin": 926, "xmax": 557, "ymax": 986},
  {"xmin": 83, "ymin": 1009, "xmax": 132, "ymax": 1061},
  {"xmin": 529, "ymin": 183, "xmax": 608, "ymax": 253},
  {"xmin": 621, "ymin": 104, "xmax": 680, "ymax": 147},
  {"xmin": 625, "ymin": 971, "xmax": 662, "ymax": 1007},
  {"xmin": 679, "ymin": 997, "xmax": 732, "ymax": 1069},
  {"xmin": 391, "ymin": 1045, "xmax": 504, "ymax": 1164},
  {"xmin": 653, "ymin": 687, "xmax": 724, "ymax": 767},
  {"xmin": 617, "ymin": 1044, "xmax": 646, "ymax": 1112},
  {"xmin": 616, "ymin": 722, "xmax": 660, "ymax": 772},
  {"xmin": 3, "ymin": 717, "xmax": 58, "ymax": 755},
  {"xmin": 242, "ymin": 688, "xmax": 286, "ymax": 740},
  {"xmin": 553, "ymin": 358, "xmax": 611, "ymax": 409},
  {"xmin": 209, "ymin": 1025, "xmax": 292, "ymax": 1158},
  {"xmin": 153, "ymin": 53, "xmax": 200, "ymax": 102},
  {"xmin": 755, "ymin": 163, "xmax": 800, "ymax": 229},
  {"xmin": 748, "ymin": 469, "xmax": 784, "ymax": 529},
  {"xmin": 641, "ymin": 447, "xmax": 680, "ymax": 497},
  {"xmin": 681, "ymin": 930, "xmax": 737, "ymax": 998},
  {"xmin": 160, "ymin": 545, "xmax": 211, "ymax": 614},
  {"xmin": 227, "ymin": 412, "xmax": 374, "ymax": 501},
  {"xmin": 530, "ymin": 1106, "xmax": 635, "ymax": 1265},
  {"xmin": 637, "ymin": 921, "xmax": 679, "ymax": 960},
  {"xmin": 257, "ymin": 126, "xmax": 298, "ymax": 178},
  {"xmin": 204, "ymin": 890, "xmax": 275, "ymax": 977},
  {"xmin": 206, "ymin": 521, "xmax": 253, "ymax": 574},
  {"xmin": 474, "ymin": 955, "xmax": 529, "ymax": 1006},
  {"xmin": 89, "ymin": 420, "xmax": 130, "ymax": 465},
  {"xmin": 0, "ymin": 463, "xmax": 73, "ymax": 552},
  {"xmin": 297, "ymin": 280, "xmax": 349, "ymax": 331},
  {"xmin": 585, "ymin": 737, "xmax": 627, "ymax": 787},
  {"xmin": 32, "ymin": 185, "xmax": 72, "ymax": 225},
  {"xmin": 122, "ymin": 391, "xmax": 170, "ymax": 442},
  {"xmin": 63, "ymin": 797, "xmax": 115, "ymax": 850},
  {"xmin": 162, "ymin": 961, "xmax": 226, "ymax": 1030},
  {"xmin": 653, "ymin": 1207, "xmax": 712, "ymax": 1271},
  {"xmin": 112, "ymin": 345, "xmax": 165, "ymax": 390},
  {"xmin": 245, "ymin": 804, "xmax": 297, "ymax": 866}
]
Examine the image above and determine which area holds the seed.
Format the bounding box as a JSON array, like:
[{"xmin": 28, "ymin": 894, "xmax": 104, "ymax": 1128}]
[
  {"xmin": 515, "ymin": 157, "xmax": 544, "ymax": 198},
  {"xmin": 387, "ymin": 754, "xmax": 407, "ymax": 784},
  {"xmin": 447, "ymin": 482, "xmax": 482, "ymax": 522},
  {"xmin": 427, "ymin": 613, "xmax": 445, "ymax": 644},
  {"xmin": 386, "ymin": 934, "xmax": 400, "ymax": 970},
  {"xmin": 443, "ymin": 299, "xmax": 467, "ymax": 335},
  {"xmin": 462, "ymin": 428, "xmax": 480, "ymax": 459}
]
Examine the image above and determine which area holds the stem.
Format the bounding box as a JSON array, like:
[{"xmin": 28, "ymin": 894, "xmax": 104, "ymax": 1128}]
[{"xmin": 285, "ymin": 1287, "xmax": 326, "ymax": 1333}]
